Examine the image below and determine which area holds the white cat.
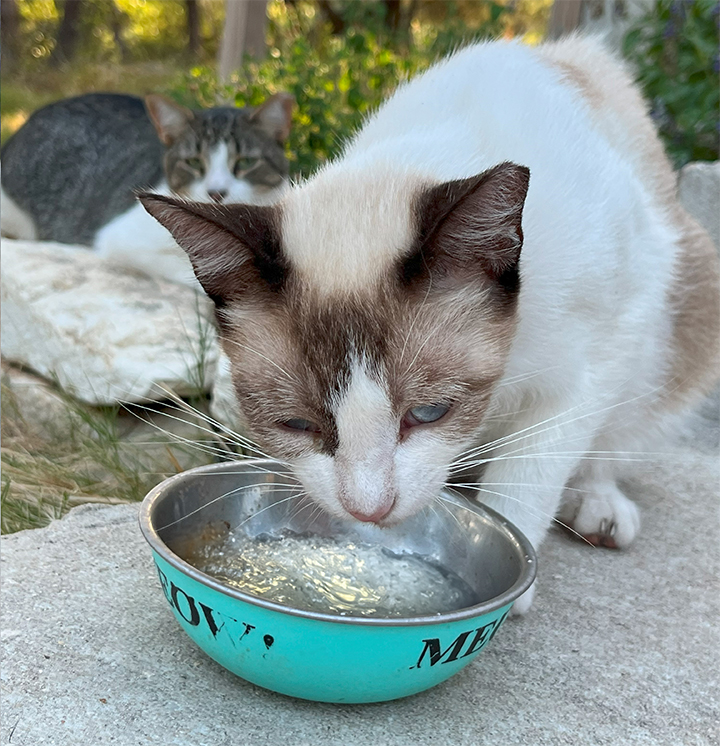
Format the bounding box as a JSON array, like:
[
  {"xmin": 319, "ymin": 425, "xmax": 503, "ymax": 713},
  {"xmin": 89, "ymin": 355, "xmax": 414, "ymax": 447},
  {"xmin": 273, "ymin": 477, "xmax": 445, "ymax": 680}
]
[{"xmin": 141, "ymin": 36, "xmax": 720, "ymax": 613}]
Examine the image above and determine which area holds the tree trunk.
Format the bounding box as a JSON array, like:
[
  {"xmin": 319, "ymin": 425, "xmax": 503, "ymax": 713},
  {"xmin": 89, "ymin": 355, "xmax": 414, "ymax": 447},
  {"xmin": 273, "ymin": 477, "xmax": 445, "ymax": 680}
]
[
  {"xmin": 383, "ymin": 0, "xmax": 401, "ymax": 34},
  {"xmin": 546, "ymin": 0, "xmax": 584, "ymax": 40},
  {"xmin": 0, "ymin": 0, "xmax": 21, "ymax": 68},
  {"xmin": 51, "ymin": 0, "xmax": 86, "ymax": 63},
  {"xmin": 218, "ymin": 0, "xmax": 268, "ymax": 82},
  {"xmin": 109, "ymin": 0, "xmax": 129, "ymax": 62},
  {"xmin": 186, "ymin": 0, "xmax": 200, "ymax": 56},
  {"xmin": 317, "ymin": 0, "xmax": 344, "ymax": 35}
]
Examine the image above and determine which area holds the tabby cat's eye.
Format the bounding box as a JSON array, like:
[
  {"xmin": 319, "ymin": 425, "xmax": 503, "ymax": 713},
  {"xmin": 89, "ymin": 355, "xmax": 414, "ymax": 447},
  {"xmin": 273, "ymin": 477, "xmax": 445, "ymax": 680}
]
[
  {"xmin": 234, "ymin": 156, "xmax": 259, "ymax": 175},
  {"xmin": 281, "ymin": 418, "xmax": 322, "ymax": 434},
  {"xmin": 402, "ymin": 404, "xmax": 451, "ymax": 429},
  {"xmin": 185, "ymin": 157, "xmax": 204, "ymax": 173}
]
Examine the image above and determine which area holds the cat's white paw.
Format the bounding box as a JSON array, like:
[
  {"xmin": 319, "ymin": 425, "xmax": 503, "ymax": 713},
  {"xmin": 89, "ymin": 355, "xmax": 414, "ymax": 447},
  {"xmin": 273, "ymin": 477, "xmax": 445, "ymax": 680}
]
[
  {"xmin": 560, "ymin": 480, "xmax": 640, "ymax": 549},
  {"xmin": 510, "ymin": 583, "xmax": 536, "ymax": 616}
]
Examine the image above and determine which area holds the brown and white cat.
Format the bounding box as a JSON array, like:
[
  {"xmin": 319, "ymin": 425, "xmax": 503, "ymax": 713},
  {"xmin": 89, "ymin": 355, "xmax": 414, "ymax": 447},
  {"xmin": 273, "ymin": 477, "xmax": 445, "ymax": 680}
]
[{"xmin": 140, "ymin": 36, "xmax": 720, "ymax": 613}]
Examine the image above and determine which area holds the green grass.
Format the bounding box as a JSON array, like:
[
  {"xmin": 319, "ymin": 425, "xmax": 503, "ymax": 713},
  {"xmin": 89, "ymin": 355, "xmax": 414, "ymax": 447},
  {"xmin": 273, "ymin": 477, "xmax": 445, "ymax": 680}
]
[{"xmin": 0, "ymin": 369, "xmax": 218, "ymax": 534}]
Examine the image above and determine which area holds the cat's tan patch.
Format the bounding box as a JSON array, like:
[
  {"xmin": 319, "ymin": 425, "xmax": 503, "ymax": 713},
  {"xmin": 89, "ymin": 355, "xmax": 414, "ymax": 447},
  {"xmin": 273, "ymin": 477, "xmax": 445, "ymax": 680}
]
[
  {"xmin": 538, "ymin": 35, "xmax": 720, "ymax": 409},
  {"xmin": 663, "ymin": 216, "xmax": 720, "ymax": 408}
]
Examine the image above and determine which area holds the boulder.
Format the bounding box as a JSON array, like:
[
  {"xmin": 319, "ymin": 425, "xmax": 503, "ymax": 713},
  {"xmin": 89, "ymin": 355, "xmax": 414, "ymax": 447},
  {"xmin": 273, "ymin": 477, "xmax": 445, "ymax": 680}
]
[
  {"xmin": 1, "ymin": 364, "xmax": 92, "ymax": 440},
  {"xmin": 678, "ymin": 161, "xmax": 720, "ymax": 250},
  {"xmin": 1, "ymin": 239, "xmax": 219, "ymax": 405}
]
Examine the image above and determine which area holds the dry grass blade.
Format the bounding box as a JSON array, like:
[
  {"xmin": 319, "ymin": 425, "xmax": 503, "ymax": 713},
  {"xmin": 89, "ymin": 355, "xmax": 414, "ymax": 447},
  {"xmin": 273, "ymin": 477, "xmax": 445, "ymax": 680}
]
[{"xmin": 1, "ymin": 372, "xmax": 215, "ymax": 534}]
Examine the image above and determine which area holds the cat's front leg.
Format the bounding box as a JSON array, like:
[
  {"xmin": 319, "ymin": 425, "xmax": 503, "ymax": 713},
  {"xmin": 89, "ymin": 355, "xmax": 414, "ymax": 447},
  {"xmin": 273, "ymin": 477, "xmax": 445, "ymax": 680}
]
[{"xmin": 469, "ymin": 401, "xmax": 600, "ymax": 614}]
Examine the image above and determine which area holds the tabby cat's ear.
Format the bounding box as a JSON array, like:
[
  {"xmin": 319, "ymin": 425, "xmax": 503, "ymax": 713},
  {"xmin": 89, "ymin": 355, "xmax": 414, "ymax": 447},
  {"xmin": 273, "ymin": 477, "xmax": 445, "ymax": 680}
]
[
  {"xmin": 249, "ymin": 92, "xmax": 295, "ymax": 143},
  {"xmin": 401, "ymin": 162, "xmax": 530, "ymax": 295},
  {"xmin": 144, "ymin": 94, "xmax": 194, "ymax": 146},
  {"xmin": 138, "ymin": 193, "xmax": 286, "ymax": 307}
]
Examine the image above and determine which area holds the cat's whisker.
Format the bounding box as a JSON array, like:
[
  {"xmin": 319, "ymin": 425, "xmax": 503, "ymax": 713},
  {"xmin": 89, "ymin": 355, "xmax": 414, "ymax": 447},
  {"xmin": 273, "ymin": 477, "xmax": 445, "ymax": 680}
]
[
  {"xmin": 398, "ymin": 270, "xmax": 434, "ymax": 369},
  {"xmin": 221, "ymin": 338, "xmax": 300, "ymax": 385},
  {"xmin": 494, "ymin": 365, "xmax": 561, "ymax": 387},
  {"xmin": 439, "ymin": 487, "xmax": 595, "ymax": 547},
  {"xmin": 452, "ymin": 382, "xmax": 668, "ymax": 467},
  {"xmin": 451, "ymin": 452, "xmax": 658, "ymax": 470},
  {"xmin": 432, "ymin": 494, "xmax": 466, "ymax": 534},
  {"xmin": 156, "ymin": 483, "xmax": 301, "ymax": 531},
  {"xmin": 150, "ymin": 385, "xmax": 282, "ymax": 459},
  {"xmin": 451, "ymin": 445, "xmax": 677, "ymax": 474},
  {"xmin": 118, "ymin": 403, "xmax": 239, "ymax": 461},
  {"xmin": 287, "ymin": 495, "xmax": 323, "ymax": 525},
  {"xmin": 402, "ymin": 322, "xmax": 441, "ymax": 379},
  {"xmin": 451, "ymin": 481, "xmax": 597, "ymax": 495},
  {"xmin": 471, "ymin": 373, "xmax": 665, "ymax": 454},
  {"xmin": 234, "ymin": 491, "xmax": 309, "ymax": 531},
  {"xmin": 147, "ymin": 388, "xmax": 290, "ymax": 465}
]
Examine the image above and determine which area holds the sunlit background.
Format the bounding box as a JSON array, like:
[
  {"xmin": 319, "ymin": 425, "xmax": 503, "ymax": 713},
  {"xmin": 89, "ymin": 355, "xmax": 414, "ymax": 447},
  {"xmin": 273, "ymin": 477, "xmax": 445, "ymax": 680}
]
[{"xmin": 2, "ymin": 0, "xmax": 718, "ymax": 172}]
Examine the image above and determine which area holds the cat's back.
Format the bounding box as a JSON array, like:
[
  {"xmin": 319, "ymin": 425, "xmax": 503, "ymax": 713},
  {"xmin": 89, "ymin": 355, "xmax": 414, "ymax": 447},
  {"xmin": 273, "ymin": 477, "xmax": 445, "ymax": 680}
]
[
  {"xmin": 1, "ymin": 93, "xmax": 164, "ymax": 244},
  {"xmin": 346, "ymin": 40, "xmax": 621, "ymax": 179}
]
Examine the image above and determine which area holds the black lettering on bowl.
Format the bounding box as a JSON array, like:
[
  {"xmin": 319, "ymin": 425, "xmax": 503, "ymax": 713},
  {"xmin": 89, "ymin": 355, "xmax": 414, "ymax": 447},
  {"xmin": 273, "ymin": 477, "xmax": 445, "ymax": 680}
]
[
  {"xmin": 411, "ymin": 610, "xmax": 510, "ymax": 669},
  {"xmin": 155, "ymin": 562, "xmax": 270, "ymax": 647}
]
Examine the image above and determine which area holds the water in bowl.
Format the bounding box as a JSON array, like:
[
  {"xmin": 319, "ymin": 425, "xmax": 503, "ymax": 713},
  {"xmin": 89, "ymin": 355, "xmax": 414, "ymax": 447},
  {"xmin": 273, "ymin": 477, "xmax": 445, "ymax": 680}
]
[{"xmin": 174, "ymin": 523, "xmax": 479, "ymax": 618}]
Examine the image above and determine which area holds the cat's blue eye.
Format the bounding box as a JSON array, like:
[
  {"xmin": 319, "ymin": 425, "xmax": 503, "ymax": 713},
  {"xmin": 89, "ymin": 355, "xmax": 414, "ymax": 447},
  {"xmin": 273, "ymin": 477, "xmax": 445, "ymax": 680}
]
[
  {"xmin": 402, "ymin": 404, "xmax": 451, "ymax": 429},
  {"xmin": 281, "ymin": 418, "xmax": 322, "ymax": 434},
  {"xmin": 234, "ymin": 157, "xmax": 259, "ymax": 175},
  {"xmin": 185, "ymin": 157, "xmax": 204, "ymax": 173}
]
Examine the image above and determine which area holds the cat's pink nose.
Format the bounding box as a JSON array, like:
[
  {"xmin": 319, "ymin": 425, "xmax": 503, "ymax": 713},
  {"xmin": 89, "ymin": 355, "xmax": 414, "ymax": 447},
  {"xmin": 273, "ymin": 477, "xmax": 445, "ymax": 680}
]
[
  {"xmin": 347, "ymin": 502, "xmax": 394, "ymax": 523},
  {"xmin": 208, "ymin": 189, "xmax": 227, "ymax": 203}
]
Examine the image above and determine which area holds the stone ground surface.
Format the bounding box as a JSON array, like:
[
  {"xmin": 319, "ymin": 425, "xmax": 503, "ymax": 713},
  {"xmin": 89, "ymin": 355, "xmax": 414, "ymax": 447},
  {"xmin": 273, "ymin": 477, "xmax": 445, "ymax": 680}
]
[{"xmin": 2, "ymin": 391, "xmax": 719, "ymax": 746}]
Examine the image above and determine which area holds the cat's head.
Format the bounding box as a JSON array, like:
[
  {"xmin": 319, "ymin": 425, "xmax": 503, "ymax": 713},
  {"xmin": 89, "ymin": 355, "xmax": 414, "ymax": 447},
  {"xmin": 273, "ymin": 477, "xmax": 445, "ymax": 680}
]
[
  {"xmin": 140, "ymin": 162, "xmax": 529, "ymax": 525},
  {"xmin": 144, "ymin": 93, "xmax": 293, "ymax": 204}
]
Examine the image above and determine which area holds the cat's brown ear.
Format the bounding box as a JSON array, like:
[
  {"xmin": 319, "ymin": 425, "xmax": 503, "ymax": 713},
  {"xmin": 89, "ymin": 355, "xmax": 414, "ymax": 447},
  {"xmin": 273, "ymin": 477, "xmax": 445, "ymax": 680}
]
[
  {"xmin": 144, "ymin": 95, "xmax": 194, "ymax": 145},
  {"xmin": 402, "ymin": 162, "xmax": 530, "ymax": 295},
  {"xmin": 249, "ymin": 92, "xmax": 295, "ymax": 143},
  {"xmin": 138, "ymin": 193, "xmax": 287, "ymax": 307}
]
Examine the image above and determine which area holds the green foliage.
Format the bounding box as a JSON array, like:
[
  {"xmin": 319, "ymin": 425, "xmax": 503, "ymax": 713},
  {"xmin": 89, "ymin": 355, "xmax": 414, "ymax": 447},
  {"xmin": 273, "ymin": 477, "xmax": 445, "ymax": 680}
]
[
  {"xmin": 13, "ymin": 0, "xmax": 224, "ymax": 67},
  {"xmin": 171, "ymin": 0, "xmax": 510, "ymax": 178},
  {"xmin": 623, "ymin": 0, "xmax": 720, "ymax": 167}
]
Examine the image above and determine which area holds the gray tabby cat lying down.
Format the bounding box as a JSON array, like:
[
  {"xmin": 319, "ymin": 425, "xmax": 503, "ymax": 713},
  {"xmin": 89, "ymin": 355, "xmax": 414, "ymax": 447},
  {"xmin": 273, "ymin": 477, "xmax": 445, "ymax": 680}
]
[{"xmin": 0, "ymin": 92, "xmax": 293, "ymax": 286}]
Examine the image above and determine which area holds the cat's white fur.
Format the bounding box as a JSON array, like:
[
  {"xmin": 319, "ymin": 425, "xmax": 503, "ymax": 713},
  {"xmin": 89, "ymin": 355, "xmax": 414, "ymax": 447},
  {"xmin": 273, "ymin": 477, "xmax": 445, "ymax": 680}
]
[
  {"xmin": 273, "ymin": 38, "xmax": 705, "ymax": 611},
  {"xmin": 139, "ymin": 36, "xmax": 717, "ymax": 614},
  {"xmin": 95, "ymin": 144, "xmax": 267, "ymax": 287},
  {"xmin": 0, "ymin": 184, "xmax": 38, "ymax": 240}
]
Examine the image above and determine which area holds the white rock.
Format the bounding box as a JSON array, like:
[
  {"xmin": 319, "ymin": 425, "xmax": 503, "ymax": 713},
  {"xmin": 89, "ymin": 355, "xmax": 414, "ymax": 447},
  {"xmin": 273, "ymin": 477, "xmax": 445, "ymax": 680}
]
[
  {"xmin": 678, "ymin": 161, "xmax": 720, "ymax": 250},
  {"xmin": 1, "ymin": 363, "xmax": 94, "ymax": 439},
  {"xmin": 1, "ymin": 239, "xmax": 219, "ymax": 405}
]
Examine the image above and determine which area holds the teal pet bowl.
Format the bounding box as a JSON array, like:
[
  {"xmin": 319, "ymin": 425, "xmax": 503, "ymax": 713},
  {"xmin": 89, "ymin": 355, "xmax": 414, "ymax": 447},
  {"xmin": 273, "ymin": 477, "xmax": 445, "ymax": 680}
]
[{"xmin": 139, "ymin": 459, "xmax": 535, "ymax": 703}]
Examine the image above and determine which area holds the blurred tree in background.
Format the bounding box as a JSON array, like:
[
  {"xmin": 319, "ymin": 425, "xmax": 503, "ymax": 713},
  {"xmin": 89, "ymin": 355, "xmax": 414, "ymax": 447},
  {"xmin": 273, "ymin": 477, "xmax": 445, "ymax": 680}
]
[
  {"xmin": 1, "ymin": 0, "xmax": 717, "ymax": 173},
  {"xmin": 175, "ymin": 0, "xmax": 552, "ymax": 176}
]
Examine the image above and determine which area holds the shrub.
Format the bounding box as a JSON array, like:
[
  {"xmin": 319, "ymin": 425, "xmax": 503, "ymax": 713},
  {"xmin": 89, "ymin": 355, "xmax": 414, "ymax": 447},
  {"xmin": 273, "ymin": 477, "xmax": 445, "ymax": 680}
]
[
  {"xmin": 623, "ymin": 0, "xmax": 719, "ymax": 167},
  {"xmin": 171, "ymin": 1, "xmax": 509, "ymax": 178}
]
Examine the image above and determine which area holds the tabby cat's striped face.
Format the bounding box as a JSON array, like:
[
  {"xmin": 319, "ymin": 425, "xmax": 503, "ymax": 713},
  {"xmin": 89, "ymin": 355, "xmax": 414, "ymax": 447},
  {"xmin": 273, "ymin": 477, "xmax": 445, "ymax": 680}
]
[{"xmin": 145, "ymin": 94, "xmax": 292, "ymax": 205}]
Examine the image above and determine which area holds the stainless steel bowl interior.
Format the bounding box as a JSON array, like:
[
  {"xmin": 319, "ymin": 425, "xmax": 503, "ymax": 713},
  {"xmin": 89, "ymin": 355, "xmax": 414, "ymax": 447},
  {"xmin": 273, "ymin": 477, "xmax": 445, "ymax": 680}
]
[{"xmin": 142, "ymin": 459, "xmax": 535, "ymax": 623}]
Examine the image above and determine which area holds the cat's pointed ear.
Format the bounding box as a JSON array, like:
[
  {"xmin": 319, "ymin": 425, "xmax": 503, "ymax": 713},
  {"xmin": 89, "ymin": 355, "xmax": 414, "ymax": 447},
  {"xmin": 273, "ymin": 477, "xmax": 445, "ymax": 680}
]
[
  {"xmin": 403, "ymin": 162, "xmax": 530, "ymax": 294},
  {"xmin": 138, "ymin": 193, "xmax": 286, "ymax": 306},
  {"xmin": 144, "ymin": 94, "xmax": 194, "ymax": 145},
  {"xmin": 249, "ymin": 92, "xmax": 295, "ymax": 143}
]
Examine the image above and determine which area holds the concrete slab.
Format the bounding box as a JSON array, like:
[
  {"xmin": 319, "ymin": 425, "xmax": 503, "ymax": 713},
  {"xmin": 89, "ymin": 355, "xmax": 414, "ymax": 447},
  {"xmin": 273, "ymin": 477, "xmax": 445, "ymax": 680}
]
[{"xmin": 2, "ymin": 400, "xmax": 718, "ymax": 746}]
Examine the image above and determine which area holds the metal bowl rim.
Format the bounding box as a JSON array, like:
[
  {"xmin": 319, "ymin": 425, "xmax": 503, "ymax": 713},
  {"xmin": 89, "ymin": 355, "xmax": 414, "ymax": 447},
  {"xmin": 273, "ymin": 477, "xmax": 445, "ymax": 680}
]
[{"xmin": 139, "ymin": 458, "xmax": 537, "ymax": 627}]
